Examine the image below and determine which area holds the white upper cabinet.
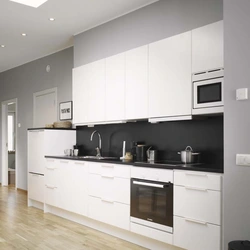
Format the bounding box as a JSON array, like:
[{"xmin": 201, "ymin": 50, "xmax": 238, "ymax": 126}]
[
  {"xmin": 105, "ymin": 53, "xmax": 126, "ymax": 121},
  {"xmin": 73, "ymin": 64, "xmax": 90, "ymax": 124},
  {"xmin": 73, "ymin": 59, "xmax": 105, "ymax": 124},
  {"xmin": 192, "ymin": 20, "xmax": 224, "ymax": 73},
  {"xmin": 87, "ymin": 59, "xmax": 106, "ymax": 123},
  {"xmin": 125, "ymin": 45, "xmax": 148, "ymax": 120},
  {"xmin": 149, "ymin": 31, "xmax": 192, "ymax": 118}
]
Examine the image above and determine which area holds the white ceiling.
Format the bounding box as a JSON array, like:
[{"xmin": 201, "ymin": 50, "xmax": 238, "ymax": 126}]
[{"xmin": 0, "ymin": 0, "xmax": 158, "ymax": 73}]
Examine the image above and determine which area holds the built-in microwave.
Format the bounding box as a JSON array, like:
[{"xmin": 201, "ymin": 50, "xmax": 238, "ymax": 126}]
[{"xmin": 193, "ymin": 68, "xmax": 224, "ymax": 111}]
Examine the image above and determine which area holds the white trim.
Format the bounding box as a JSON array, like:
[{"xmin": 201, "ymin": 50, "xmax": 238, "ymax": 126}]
[
  {"xmin": 1, "ymin": 98, "xmax": 18, "ymax": 188},
  {"xmin": 33, "ymin": 87, "xmax": 58, "ymax": 128},
  {"xmin": 149, "ymin": 116, "xmax": 192, "ymax": 123}
]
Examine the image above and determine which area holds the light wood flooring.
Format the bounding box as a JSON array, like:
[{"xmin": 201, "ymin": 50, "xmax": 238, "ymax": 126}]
[{"xmin": 0, "ymin": 186, "xmax": 146, "ymax": 250}]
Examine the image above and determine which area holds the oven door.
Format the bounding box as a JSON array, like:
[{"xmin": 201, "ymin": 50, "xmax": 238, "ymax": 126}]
[
  {"xmin": 194, "ymin": 77, "xmax": 224, "ymax": 109},
  {"xmin": 130, "ymin": 178, "xmax": 173, "ymax": 231}
]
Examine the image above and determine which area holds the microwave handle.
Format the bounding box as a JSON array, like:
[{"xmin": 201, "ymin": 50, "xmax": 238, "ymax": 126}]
[{"xmin": 132, "ymin": 180, "xmax": 167, "ymax": 189}]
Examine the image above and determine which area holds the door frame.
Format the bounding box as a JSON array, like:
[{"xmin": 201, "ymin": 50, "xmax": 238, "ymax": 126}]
[
  {"xmin": 33, "ymin": 87, "xmax": 58, "ymax": 127},
  {"xmin": 1, "ymin": 98, "xmax": 18, "ymax": 187}
]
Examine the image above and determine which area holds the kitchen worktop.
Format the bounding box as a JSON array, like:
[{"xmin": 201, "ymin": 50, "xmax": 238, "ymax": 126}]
[{"xmin": 45, "ymin": 155, "xmax": 223, "ymax": 173}]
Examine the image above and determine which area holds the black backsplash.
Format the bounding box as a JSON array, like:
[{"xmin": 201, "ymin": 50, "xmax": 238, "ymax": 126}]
[{"xmin": 76, "ymin": 116, "xmax": 223, "ymax": 167}]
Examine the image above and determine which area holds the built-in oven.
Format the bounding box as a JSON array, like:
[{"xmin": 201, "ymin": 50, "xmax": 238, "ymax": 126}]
[
  {"xmin": 130, "ymin": 178, "xmax": 173, "ymax": 233},
  {"xmin": 193, "ymin": 68, "xmax": 224, "ymax": 110}
]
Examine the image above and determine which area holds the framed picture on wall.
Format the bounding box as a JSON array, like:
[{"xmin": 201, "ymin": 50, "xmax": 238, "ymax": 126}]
[{"xmin": 59, "ymin": 101, "xmax": 73, "ymax": 120}]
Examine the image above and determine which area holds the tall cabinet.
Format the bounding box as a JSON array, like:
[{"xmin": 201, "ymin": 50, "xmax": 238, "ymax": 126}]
[{"xmin": 148, "ymin": 31, "xmax": 192, "ymax": 118}]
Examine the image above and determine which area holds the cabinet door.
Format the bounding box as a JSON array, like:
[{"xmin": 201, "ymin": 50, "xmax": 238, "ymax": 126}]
[
  {"xmin": 125, "ymin": 45, "xmax": 148, "ymax": 120},
  {"xmin": 28, "ymin": 131, "xmax": 45, "ymax": 174},
  {"xmin": 88, "ymin": 59, "xmax": 106, "ymax": 123},
  {"xmin": 72, "ymin": 64, "xmax": 90, "ymax": 124},
  {"xmin": 192, "ymin": 21, "xmax": 223, "ymax": 72},
  {"xmin": 106, "ymin": 53, "xmax": 125, "ymax": 121},
  {"xmin": 149, "ymin": 32, "xmax": 192, "ymax": 118},
  {"xmin": 28, "ymin": 173, "xmax": 44, "ymax": 203}
]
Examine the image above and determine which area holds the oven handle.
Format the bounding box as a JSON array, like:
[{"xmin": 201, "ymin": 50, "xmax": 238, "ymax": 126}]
[{"xmin": 132, "ymin": 180, "xmax": 167, "ymax": 189}]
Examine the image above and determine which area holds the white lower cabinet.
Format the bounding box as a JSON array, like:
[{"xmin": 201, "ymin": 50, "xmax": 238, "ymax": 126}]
[
  {"xmin": 174, "ymin": 216, "xmax": 221, "ymax": 250},
  {"xmin": 28, "ymin": 173, "xmax": 44, "ymax": 203},
  {"xmin": 88, "ymin": 163, "xmax": 131, "ymax": 230},
  {"xmin": 88, "ymin": 196, "xmax": 130, "ymax": 230},
  {"xmin": 173, "ymin": 170, "xmax": 222, "ymax": 250}
]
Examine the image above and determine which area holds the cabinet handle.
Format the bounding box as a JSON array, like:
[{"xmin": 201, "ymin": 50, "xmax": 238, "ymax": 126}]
[
  {"xmin": 46, "ymin": 167, "xmax": 56, "ymax": 170},
  {"xmin": 45, "ymin": 185, "xmax": 57, "ymax": 189},
  {"xmin": 101, "ymin": 165, "xmax": 114, "ymax": 168},
  {"xmin": 60, "ymin": 160, "xmax": 69, "ymax": 164},
  {"xmin": 185, "ymin": 172, "xmax": 207, "ymax": 177},
  {"xmin": 46, "ymin": 159, "xmax": 55, "ymax": 162},
  {"xmin": 133, "ymin": 180, "xmax": 165, "ymax": 189},
  {"xmin": 74, "ymin": 162, "xmax": 85, "ymax": 165},
  {"xmin": 185, "ymin": 217, "xmax": 207, "ymax": 225},
  {"xmin": 101, "ymin": 198, "xmax": 114, "ymax": 204},
  {"xmin": 185, "ymin": 186, "xmax": 207, "ymax": 192},
  {"xmin": 101, "ymin": 175, "xmax": 114, "ymax": 179}
]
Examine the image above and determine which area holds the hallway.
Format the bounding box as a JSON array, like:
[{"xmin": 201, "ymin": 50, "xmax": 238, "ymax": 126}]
[{"xmin": 0, "ymin": 186, "xmax": 145, "ymax": 250}]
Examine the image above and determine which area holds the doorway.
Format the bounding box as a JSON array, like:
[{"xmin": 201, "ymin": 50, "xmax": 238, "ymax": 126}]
[{"xmin": 1, "ymin": 98, "xmax": 18, "ymax": 187}]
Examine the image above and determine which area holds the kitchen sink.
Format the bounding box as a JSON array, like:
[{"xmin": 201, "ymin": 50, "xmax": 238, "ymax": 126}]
[{"xmin": 79, "ymin": 156, "xmax": 119, "ymax": 161}]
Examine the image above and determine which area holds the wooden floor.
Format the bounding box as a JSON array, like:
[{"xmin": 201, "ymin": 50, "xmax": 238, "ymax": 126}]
[{"xmin": 0, "ymin": 186, "xmax": 146, "ymax": 250}]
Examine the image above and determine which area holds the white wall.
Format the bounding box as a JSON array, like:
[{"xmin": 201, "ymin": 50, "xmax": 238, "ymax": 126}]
[
  {"xmin": 0, "ymin": 47, "xmax": 73, "ymax": 190},
  {"xmin": 224, "ymin": 0, "xmax": 250, "ymax": 248}
]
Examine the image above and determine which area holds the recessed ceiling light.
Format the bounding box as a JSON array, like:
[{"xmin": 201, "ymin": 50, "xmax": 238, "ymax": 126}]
[
  {"xmin": 9, "ymin": 0, "xmax": 48, "ymax": 8},
  {"xmin": 49, "ymin": 18, "xmax": 55, "ymax": 21},
  {"xmin": 21, "ymin": 33, "xmax": 27, "ymax": 37},
  {"xmin": 1, "ymin": 45, "xmax": 5, "ymax": 48}
]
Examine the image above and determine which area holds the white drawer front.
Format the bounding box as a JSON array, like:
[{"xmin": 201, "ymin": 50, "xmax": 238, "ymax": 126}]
[
  {"xmin": 130, "ymin": 222, "xmax": 173, "ymax": 245},
  {"xmin": 88, "ymin": 162, "xmax": 130, "ymax": 179},
  {"xmin": 174, "ymin": 170, "xmax": 222, "ymax": 191},
  {"xmin": 88, "ymin": 174, "xmax": 130, "ymax": 204},
  {"xmin": 88, "ymin": 196, "xmax": 130, "ymax": 230},
  {"xmin": 45, "ymin": 158, "xmax": 58, "ymax": 168},
  {"xmin": 131, "ymin": 167, "xmax": 173, "ymax": 182},
  {"xmin": 173, "ymin": 216, "xmax": 221, "ymax": 250},
  {"xmin": 28, "ymin": 174, "xmax": 44, "ymax": 203},
  {"xmin": 174, "ymin": 186, "xmax": 221, "ymax": 225},
  {"xmin": 45, "ymin": 167, "xmax": 59, "ymax": 186}
]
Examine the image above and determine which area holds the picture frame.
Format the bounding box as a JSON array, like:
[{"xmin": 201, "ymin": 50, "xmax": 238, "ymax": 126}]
[{"xmin": 59, "ymin": 101, "xmax": 73, "ymax": 121}]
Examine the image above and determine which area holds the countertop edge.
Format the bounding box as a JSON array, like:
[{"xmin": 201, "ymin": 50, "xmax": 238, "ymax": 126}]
[{"xmin": 45, "ymin": 155, "xmax": 224, "ymax": 174}]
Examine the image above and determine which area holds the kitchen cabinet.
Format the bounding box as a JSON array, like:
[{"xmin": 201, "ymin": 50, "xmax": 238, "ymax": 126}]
[
  {"xmin": 28, "ymin": 173, "xmax": 44, "ymax": 203},
  {"xmin": 73, "ymin": 59, "xmax": 105, "ymax": 124},
  {"xmin": 192, "ymin": 20, "xmax": 224, "ymax": 73},
  {"xmin": 28, "ymin": 129, "xmax": 76, "ymax": 207},
  {"xmin": 125, "ymin": 45, "xmax": 148, "ymax": 120},
  {"xmin": 45, "ymin": 159, "xmax": 88, "ymax": 216},
  {"xmin": 105, "ymin": 53, "xmax": 126, "ymax": 121},
  {"xmin": 28, "ymin": 130, "xmax": 44, "ymax": 174},
  {"xmin": 173, "ymin": 170, "xmax": 222, "ymax": 250},
  {"xmin": 88, "ymin": 162, "xmax": 131, "ymax": 230},
  {"xmin": 148, "ymin": 31, "xmax": 192, "ymax": 118}
]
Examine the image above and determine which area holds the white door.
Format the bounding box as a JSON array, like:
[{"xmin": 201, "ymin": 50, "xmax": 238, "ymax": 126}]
[
  {"xmin": 125, "ymin": 45, "xmax": 148, "ymax": 120},
  {"xmin": 149, "ymin": 31, "xmax": 192, "ymax": 118},
  {"xmin": 33, "ymin": 88, "xmax": 57, "ymax": 128},
  {"xmin": 105, "ymin": 53, "xmax": 125, "ymax": 121},
  {"xmin": 192, "ymin": 21, "xmax": 224, "ymax": 73}
]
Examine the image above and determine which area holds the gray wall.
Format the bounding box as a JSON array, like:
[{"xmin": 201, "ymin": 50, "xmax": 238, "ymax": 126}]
[
  {"xmin": 224, "ymin": 0, "xmax": 250, "ymax": 248},
  {"xmin": 74, "ymin": 0, "xmax": 223, "ymax": 67},
  {"xmin": 0, "ymin": 47, "xmax": 73, "ymax": 190}
]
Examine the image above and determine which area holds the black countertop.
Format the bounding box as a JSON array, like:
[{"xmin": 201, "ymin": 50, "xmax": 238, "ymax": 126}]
[
  {"xmin": 45, "ymin": 155, "xmax": 223, "ymax": 173},
  {"xmin": 28, "ymin": 127, "xmax": 76, "ymax": 131}
]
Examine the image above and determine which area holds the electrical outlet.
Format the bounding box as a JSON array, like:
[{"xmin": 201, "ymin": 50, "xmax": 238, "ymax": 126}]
[{"xmin": 236, "ymin": 154, "xmax": 250, "ymax": 166}]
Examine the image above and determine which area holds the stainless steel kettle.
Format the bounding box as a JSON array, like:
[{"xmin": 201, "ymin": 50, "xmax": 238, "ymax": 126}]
[{"xmin": 178, "ymin": 146, "xmax": 200, "ymax": 164}]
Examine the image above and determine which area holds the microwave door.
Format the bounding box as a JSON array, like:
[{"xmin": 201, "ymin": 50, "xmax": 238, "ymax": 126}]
[{"xmin": 194, "ymin": 78, "xmax": 224, "ymax": 109}]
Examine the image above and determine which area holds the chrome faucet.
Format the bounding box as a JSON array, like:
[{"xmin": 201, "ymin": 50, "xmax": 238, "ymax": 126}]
[{"xmin": 90, "ymin": 130, "xmax": 102, "ymax": 157}]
